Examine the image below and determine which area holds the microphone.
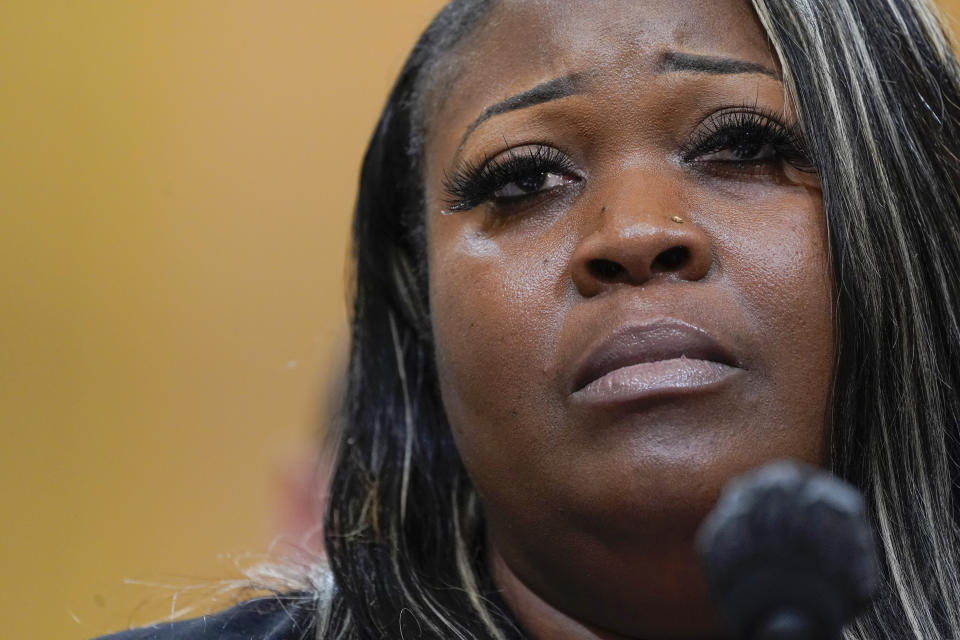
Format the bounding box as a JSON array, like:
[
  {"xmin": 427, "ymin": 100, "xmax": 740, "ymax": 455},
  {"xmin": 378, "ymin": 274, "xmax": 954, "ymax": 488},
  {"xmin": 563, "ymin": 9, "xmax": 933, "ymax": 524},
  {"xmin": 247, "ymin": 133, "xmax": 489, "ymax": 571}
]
[{"xmin": 696, "ymin": 461, "xmax": 880, "ymax": 640}]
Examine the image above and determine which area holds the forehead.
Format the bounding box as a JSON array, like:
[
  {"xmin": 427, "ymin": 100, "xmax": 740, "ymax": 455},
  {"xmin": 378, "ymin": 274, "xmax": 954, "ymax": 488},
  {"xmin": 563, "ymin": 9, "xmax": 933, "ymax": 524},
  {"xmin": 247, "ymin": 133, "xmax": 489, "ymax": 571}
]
[
  {"xmin": 425, "ymin": 0, "xmax": 775, "ymax": 142},
  {"xmin": 478, "ymin": 0, "xmax": 768, "ymax": 62}
]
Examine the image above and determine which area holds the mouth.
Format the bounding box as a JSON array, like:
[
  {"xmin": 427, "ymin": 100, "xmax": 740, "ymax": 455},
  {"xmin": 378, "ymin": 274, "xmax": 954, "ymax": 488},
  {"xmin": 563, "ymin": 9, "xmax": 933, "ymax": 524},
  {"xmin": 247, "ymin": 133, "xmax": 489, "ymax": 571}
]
[{"xmin": 570, "ymin": 319, "xmax": 743, "ymax": 406}]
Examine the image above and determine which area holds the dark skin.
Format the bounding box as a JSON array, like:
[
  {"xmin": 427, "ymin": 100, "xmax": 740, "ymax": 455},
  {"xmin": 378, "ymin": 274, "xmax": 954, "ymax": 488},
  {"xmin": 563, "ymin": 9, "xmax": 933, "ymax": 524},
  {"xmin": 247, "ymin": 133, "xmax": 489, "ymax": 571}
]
[{"xmin": 423, "ymin": 1, "xmax": 834, "ymax": 638}]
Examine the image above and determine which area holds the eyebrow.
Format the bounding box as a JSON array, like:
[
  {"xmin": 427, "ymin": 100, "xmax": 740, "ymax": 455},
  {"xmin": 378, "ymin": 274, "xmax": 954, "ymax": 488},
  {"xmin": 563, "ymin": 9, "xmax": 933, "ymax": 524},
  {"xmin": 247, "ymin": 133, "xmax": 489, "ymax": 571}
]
[
  {"xmin": 455, "ymin": 73, "xmax": 584, "ymax": 156},
  {"xmin": 455, "ymin": 53, "xmax": 778, "ymax": 155},
  {"xmin": 657, "ymin": 51, "xmax": 778, "ymax": 78}
]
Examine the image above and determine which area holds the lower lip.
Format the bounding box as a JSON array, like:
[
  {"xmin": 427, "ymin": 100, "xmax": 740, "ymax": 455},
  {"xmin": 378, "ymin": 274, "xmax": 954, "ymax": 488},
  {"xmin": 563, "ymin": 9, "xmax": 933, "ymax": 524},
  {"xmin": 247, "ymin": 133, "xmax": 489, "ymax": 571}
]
[{"xmin": 571, "ymin": 357, "xmax": 741, "ymax": 406}]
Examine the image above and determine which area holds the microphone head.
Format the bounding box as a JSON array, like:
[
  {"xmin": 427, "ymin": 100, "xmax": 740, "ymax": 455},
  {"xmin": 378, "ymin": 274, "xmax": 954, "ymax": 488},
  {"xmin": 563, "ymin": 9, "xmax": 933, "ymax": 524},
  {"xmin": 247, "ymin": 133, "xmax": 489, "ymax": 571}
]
[{"xmin": 696, "ymin": 461, "xmax": 881, "ymax": 640}]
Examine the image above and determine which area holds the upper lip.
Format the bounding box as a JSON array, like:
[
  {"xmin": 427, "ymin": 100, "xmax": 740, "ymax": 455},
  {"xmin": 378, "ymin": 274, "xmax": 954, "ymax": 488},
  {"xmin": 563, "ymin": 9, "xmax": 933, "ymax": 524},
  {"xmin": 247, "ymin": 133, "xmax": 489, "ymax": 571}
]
[{"xmin": 571, "ymin": 319, "xmax": 741, "ymax": 393}]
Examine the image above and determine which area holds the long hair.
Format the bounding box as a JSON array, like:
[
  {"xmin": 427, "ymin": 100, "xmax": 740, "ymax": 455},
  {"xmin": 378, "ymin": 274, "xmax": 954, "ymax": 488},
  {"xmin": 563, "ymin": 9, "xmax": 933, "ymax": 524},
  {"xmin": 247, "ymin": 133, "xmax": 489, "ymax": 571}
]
[
  {"xmin": 317, "ymin": 1, "xmax": 960, "ymax": 638},
  {"xmin": 748, "ymin": 1, "xmax": 960, "ymax": 638}
]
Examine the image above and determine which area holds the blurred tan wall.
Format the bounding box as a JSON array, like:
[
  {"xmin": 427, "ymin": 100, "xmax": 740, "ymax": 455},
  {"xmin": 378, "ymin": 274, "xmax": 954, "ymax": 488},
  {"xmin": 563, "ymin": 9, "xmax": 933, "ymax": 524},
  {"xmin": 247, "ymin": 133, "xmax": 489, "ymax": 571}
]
[
  {"xmin": 1, "ymin": 2, "xmax": 959, "ymax": 639},
  {"xmin": 0, "ymin": 2, "xmax": 447, "ymax": 638}
]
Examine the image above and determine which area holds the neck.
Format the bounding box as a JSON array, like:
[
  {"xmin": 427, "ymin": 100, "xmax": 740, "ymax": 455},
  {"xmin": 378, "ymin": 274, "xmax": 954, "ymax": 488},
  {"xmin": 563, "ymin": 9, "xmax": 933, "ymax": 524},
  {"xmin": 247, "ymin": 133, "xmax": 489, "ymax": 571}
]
[{"xmin": 490, "ymin": 545, "xmax": 634, "ymax": 640}]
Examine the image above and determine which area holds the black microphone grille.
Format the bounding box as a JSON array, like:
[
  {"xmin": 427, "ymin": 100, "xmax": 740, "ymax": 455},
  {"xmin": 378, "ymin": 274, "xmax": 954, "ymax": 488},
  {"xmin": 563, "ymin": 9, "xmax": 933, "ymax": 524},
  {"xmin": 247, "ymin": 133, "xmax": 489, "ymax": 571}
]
[{"xmin": 696, "ymin": 461, "xmax": 881, "ymax": 640}]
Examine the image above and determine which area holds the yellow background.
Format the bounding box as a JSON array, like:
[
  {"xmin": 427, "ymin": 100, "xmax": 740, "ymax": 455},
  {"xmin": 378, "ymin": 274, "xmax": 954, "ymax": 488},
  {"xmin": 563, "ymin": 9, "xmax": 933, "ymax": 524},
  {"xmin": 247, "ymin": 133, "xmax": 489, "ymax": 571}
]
[{"xmin": 1, "ymin": 2, "xmax": 957, "ymax": 638}]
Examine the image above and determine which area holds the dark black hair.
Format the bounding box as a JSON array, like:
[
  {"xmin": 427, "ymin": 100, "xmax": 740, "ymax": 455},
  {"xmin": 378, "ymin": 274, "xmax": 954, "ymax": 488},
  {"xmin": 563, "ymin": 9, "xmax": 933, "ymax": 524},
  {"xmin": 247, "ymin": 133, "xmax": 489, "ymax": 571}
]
[{"xmin": 321, "ymin": 2, "xmax": 523, "ymax": 639}]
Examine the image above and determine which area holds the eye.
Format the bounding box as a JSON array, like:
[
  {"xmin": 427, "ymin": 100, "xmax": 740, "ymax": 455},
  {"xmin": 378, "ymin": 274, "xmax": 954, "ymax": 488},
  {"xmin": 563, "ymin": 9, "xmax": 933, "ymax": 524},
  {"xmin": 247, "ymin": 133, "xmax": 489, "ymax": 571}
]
[
  {"xmin": 696, "ymin": 141, "xmax": 778, "ymax": 164},
  {"xmin": 681, "ymin": 106, "xmax": 814, "ymax": 175},
  {"xmin": 442, "ymin": 145, "xmax": 582, "ymax": 213},
  {"xmin": 493, "ymin": 171, "xmax": 577, "ymax": 200}
]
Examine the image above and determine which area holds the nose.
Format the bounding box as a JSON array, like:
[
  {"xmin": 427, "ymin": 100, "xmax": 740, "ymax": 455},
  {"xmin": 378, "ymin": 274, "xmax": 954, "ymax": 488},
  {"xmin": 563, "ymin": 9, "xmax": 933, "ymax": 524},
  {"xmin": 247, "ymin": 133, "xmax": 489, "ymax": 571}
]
[{"xmin": 570, "ymin": 177, "xmax": 712, "ymax": 298}]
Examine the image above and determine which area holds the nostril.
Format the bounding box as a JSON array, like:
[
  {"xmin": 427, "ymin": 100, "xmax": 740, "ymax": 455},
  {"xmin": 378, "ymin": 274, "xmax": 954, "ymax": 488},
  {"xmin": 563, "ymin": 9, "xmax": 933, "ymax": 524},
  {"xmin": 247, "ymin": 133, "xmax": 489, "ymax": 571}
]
[
  {"xmin": 588, "ymin": 258, "xmax": 625, "ymax": 281},
  {"xmin": 652, "ymin": 246, "xmax": 690, "ymax": 272}
]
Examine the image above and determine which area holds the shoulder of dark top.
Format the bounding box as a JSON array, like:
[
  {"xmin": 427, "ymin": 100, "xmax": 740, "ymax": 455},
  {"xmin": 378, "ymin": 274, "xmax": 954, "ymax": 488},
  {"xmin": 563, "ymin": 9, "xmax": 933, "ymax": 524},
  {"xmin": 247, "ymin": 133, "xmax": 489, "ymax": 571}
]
[{"xmin": 89, "ymin": 591, "xmax": 318, "ymax": 640}]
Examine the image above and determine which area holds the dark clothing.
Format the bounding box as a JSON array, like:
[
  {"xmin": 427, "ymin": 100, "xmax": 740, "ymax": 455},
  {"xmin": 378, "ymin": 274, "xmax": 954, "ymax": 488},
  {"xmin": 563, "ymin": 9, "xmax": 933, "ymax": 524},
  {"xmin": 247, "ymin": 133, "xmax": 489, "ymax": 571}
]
[{"xmin": 93, "ymin": 594, "xmax": 316, "ymax": 640}]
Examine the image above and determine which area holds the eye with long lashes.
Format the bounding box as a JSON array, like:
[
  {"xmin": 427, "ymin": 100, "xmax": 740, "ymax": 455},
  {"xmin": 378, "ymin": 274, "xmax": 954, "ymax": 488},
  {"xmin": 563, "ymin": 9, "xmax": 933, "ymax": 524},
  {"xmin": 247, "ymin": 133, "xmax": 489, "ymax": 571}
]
[
  {"xmin": 441, "ymin": 145, "xmax": 582, "ymax": 214},
  {"xmin": 680, "ymin": 106, "xmax": 816, "ymax": 176}
]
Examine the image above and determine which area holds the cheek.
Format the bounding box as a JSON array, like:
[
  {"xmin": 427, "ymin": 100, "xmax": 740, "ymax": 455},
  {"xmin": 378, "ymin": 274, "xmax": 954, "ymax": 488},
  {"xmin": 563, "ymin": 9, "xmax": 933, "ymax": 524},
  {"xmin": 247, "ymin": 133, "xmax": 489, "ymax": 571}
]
[
  {"xmin": 711, "ymin": 187, "xmax": 833, "ymax": 449},
  {"xmin": 726, "ymin": 202, "xmax": 830, "ymax": 319},
  {"xmin": 428, "ymin": 222, "xmax": 572, "ymax": 434}
]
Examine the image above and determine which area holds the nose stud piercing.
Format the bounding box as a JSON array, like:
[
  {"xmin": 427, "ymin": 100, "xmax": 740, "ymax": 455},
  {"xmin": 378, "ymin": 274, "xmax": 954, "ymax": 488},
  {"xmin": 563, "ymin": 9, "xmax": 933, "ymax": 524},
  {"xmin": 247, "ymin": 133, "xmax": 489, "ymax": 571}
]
[{"xmin": 671, "ymin": 216, "xmax": 685, "ymax": 224}]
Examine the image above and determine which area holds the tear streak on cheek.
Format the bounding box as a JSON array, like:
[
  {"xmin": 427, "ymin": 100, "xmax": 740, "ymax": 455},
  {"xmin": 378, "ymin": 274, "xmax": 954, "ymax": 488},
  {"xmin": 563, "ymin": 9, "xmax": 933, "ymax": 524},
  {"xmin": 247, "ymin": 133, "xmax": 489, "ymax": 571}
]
[{"xmin": 456, "ymin": 230, "xmax": 503, "ymax": 259}]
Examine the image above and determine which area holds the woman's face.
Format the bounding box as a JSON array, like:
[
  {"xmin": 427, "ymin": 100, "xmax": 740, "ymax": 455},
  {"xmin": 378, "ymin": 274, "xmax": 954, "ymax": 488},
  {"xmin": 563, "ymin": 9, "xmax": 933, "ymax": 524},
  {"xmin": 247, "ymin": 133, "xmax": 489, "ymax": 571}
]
[{"xmin": 424, "ymin": 0, "xmax": 833, "ymax": 637}]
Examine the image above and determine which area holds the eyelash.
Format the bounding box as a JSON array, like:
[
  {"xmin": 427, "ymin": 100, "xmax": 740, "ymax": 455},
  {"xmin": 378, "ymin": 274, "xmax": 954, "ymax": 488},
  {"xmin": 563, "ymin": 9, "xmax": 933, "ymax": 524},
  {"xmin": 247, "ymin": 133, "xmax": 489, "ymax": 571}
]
[
  {"xmin": 442, "ymin": 145, "xmax": 580, "ymax": 214},
  {"xmin": 441, "ymin": 107, "xmax": 814, "ymax": 214},
  {"xmin": 680, "ymin": 106, "xmax": 814, "ymax": 174}
]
